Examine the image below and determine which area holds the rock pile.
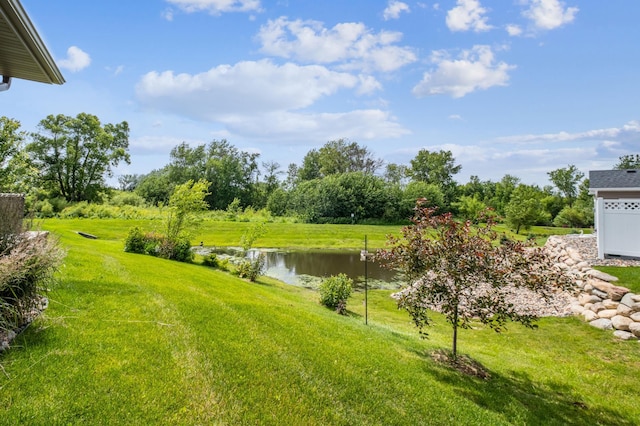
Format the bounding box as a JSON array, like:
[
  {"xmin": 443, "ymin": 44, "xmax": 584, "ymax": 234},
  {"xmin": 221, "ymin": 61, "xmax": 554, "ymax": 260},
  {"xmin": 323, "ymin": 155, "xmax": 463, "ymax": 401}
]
[{"xmin": 545, "ymin": 235, "xmax": 640, "ymax": 341}]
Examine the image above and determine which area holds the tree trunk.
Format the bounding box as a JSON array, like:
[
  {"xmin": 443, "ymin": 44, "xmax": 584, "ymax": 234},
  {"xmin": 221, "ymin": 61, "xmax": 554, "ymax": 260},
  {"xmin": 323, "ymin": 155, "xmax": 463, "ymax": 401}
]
[{"xmin": 452, "ymin": 305, "xmax": 458, "ymax": 361}]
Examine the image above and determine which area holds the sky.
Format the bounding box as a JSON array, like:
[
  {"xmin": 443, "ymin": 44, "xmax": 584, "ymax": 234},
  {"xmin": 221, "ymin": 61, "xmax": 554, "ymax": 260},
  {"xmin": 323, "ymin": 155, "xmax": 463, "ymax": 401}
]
[{"xmin": 6, "ymin": 0, "xmax": 640, "ymax": 187}]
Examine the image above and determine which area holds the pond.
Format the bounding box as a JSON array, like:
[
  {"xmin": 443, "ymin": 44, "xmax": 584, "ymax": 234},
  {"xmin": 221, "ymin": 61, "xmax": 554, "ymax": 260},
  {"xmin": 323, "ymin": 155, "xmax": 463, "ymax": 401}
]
[{"xmin": 197, "ymin": 247, "xmax": 404, "ymax": 290}]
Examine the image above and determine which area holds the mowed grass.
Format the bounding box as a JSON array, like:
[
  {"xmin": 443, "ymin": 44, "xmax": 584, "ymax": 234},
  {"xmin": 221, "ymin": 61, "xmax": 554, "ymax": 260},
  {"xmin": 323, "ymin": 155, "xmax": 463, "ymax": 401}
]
[{"xmin": 0, "ymin": 219, "xmax": 638, "ymax": 425}]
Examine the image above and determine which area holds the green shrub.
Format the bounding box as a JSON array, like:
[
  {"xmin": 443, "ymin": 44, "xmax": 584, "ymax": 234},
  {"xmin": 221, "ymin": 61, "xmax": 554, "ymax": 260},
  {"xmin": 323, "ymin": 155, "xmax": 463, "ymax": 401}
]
[
  {"xmin": 319, "ymin": 273, "xmax": 353, "ymax": 314},
  {"xmin": 124, "ymin": 227, "xmax": 146, "ymax": 254},
  {"xmin": 39, "ymin": 200, "xmax": 55, "ymax": 218},
  {"xmin": 236, "ymin": 253, "xmax": 266, "ymax": 282},
  {"xmin": 110, "ymin": 192, "xmax": 146, "ymax": 207},
  {"xmin": 202, "ymin": 253, "xmax": 219, "ymax": 268},
  {"xmin": 124, "ymin": 227, "xmax": 193, "ymax": 262}
]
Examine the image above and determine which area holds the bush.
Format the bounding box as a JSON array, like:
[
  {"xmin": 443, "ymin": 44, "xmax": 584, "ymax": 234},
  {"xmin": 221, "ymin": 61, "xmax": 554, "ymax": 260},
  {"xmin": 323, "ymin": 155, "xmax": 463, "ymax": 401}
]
[
  {"xmin": 236, "ymin": 253, "xmax": 266, "ymax": 282},
  {"xmin": 0, "ymin": 233, "xmax": 64, "ymax": 335},
  {"xmin": 124, "ymin": 227, "xmax": 146, "ymax": 254},
  {"xmin": 319, "ymin": 273, "xmax": 353, "ymax": 314},
  {"xmin": 202, "ymin": 253, "xmax": 219, "ymax": 267},
  {"xmin": 124, "ymin": 227, "xmax": 193, "ymax": 263},
  {"xmin": 110, "ymin": 192, "xmax": 146, "ymax": 207}
]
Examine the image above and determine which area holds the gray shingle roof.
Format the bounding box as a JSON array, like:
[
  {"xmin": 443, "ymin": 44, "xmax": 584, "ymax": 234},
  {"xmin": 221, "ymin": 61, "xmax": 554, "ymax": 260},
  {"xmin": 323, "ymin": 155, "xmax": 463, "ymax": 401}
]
[{"xmin": 589, "ymin": 169, "xmax": 640, "ymax": 189}]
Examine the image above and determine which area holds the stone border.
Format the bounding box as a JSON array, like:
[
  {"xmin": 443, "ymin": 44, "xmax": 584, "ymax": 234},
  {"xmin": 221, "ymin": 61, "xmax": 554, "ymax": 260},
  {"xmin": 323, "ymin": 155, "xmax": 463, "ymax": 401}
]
[{"xmin": 545, "ymin": 236, "xmax": 640, "ymax": 341}]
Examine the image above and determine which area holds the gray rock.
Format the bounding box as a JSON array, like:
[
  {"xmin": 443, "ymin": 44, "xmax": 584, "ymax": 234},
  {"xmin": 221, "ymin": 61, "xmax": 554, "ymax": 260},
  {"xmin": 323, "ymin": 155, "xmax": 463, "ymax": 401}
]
[
  {"xmin": 603, "ymin": 299, "xmax": 619, "ymax": 309},
  {"xmin": 620, "ymin": 293, "xmax": 636, "ymax": 308},
  {"xmin": 629, "ymin": 322, "xmax": 640, "ymax": 337},
  {"xmin": 586, "ymin": 269, "xmax": 619, "ymax": 282},
  {"xmin": 579, "ymin": 293, "xmax": 601, "ymax": 305},
  {"xmin": 592, "ymin": 289, "xmax": 609, "ymax": 300},
  {"xmin": 590, "ymin": 302, "xmax": 605, "ymax": 313},
  {"xmin": 611, "ymin": 315, "xmax": 633, "ymax": 331},
  {"xmin": 617, "ymin": 303, "xmax": 632, "ymax": 316},
  {"xmin": 583, "ymin": 283, "xmax": 593, "ymax": 292},
  {"xmin": 631, "ymin": 312, "xmax": 640, "ymax": 322},
  {"xmin": 632, "ymin": 294, "xmax": 640, "ymax": 303},
  {"xmin": 613, "ymin": 330, "xmax": 637, "ymax": 340},
  {"xmin": 590, "ymin": 318, "xmax": 613, "ymax": 330}
]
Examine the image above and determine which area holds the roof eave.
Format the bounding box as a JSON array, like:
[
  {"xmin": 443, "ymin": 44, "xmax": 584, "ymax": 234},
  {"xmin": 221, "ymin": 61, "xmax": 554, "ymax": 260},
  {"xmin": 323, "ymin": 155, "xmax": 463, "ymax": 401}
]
[{"xmin": 0, "ymin": 0, "xmax": 64, "ymax": 85}]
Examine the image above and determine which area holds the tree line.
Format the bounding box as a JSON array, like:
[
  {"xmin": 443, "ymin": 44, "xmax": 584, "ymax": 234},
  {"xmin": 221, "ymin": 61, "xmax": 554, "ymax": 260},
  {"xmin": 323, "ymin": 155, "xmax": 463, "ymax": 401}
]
[{"xmin": 2, "ymin": 114, "xmax": 639, "ymax": 231}]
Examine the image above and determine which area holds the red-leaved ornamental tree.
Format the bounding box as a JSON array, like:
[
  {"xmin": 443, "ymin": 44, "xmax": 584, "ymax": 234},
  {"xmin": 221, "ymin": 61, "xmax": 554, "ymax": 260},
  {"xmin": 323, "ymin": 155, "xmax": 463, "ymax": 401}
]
[{"xmin": 376, "ymin": 200, "xmax": 572, "ymax": 360}]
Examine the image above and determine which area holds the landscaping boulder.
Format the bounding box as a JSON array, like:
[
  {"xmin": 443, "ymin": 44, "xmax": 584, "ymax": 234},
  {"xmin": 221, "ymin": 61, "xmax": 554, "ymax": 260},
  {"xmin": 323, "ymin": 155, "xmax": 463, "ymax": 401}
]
[
  {"xmin": 589, "ymin": 318, "xmax": 613, "ymax": 330},
  {"xmin": 611, "ymin": 315, "xmax": 633, "ymax": 331}
]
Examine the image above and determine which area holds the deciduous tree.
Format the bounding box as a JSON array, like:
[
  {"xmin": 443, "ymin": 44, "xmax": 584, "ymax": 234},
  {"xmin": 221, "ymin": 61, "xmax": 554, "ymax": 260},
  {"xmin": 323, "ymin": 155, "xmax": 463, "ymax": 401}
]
[
  {"xmin": 376, "ymin": 200, "xmax": 570, "ymax": 360},
  {"xmin": 28, "ymin": 113, "xmax": 130, "ymax": 202},
  {"xmin": 614, "ymin": 154, "xmax": 640, "ymax": 170},
  {"xmin": 547, "ymin": 165, "xmax": 584, "ymax": 207}
]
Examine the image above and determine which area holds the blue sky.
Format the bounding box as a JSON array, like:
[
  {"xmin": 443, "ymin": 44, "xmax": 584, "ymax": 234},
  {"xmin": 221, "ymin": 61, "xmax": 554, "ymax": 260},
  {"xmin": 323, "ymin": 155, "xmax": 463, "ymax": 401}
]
[{"xmin": 8, "ymin": 0, "xmax": 640, "ymax": 186}]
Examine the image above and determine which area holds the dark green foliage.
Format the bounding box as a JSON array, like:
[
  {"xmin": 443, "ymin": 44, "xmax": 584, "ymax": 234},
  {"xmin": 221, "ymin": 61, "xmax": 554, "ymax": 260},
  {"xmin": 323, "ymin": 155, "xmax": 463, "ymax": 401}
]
[
  {"xmin": 27, "ymin": 113, "xmax": 130, "ymax": 203},
  {"xmin": 124, "ymin": 227, "xmax": 146, "ymax": 254},
  {"xmin": 319, "ymin": 273, "xmax": 353, "ymax": 314},
  {"xmin": 614, "ymin": 154, "xmax": 640, "ymax": 170},
  {"xmin": 124, "ymin": 228, "xmax": 193, "ymax": 263},
  {"xmin": 202, "ymin": 253, "xmax": 219, "ymax": 268}
]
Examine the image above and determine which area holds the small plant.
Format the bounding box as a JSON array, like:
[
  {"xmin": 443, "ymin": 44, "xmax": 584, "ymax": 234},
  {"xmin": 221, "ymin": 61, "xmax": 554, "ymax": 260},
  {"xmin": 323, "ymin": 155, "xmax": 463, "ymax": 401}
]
[
  {"xmin": 236, "ymin": 253, "xmax": 266, "ymax": 282},
  {"xmin": 319, "ymin": 273, "xmax": 353, "ymax": 315},
  {"xmin": 202, "ymin": 253, "xmax": 219, "ymax": 268}
]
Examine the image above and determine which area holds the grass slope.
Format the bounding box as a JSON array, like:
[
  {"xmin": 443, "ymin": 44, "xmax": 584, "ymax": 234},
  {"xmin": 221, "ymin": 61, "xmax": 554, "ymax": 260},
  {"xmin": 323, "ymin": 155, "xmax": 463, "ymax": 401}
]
[{"xmin": 0, "ymin": 219, "xmax": 638, "ymax": 425}]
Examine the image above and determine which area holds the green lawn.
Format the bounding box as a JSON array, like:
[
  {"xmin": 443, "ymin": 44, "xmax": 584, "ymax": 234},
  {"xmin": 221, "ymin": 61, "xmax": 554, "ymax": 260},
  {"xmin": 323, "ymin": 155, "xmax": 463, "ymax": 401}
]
[{"xmin": 1, "ymin": 219, "xmax": 638, "ymax": 425}]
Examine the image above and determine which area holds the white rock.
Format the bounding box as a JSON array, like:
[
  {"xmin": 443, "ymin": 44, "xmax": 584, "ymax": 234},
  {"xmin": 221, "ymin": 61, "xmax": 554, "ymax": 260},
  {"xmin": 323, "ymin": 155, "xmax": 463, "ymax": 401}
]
[
  {"xmin": 582, "ymin": 310, "xmax": 598, "ymax": 322},
  {"xmin": 603, "ymin": 299, "xmax": 619, "ymax": 309},
  {"xmin": 590, "ymin": 302, "xmax": 605, "ymax": 313},
  {"xmin": 632, "ymin": 294, "xmax": 640, "ymax": 303},
  {"xmin": 613, "ymin": 330, "xmax": 637, "ymax": 340},
  {"xmin": 583, "ymin": 283, "xmax": 593, "ymax": 292},
  {"xmin": 629, "ymin": 322, "xmax": 640, "ymax": 337},
  {"xmin": 571, "ymin": 304, "xmax": 585, "ymax": 314},
  {"xmin": 576, "ymin": 262, "xmax": 590, "ymax": 271},
  {"xmin": 631, "ymin": 312, "xmax": 640, "ymax": 322},
  {"xmin": 598, "ymin": 309, "xmax": 618, "ymax": 319},
  {"xmin": 612, "ymin": 315, "xmax": 633, "ymax": 331}
]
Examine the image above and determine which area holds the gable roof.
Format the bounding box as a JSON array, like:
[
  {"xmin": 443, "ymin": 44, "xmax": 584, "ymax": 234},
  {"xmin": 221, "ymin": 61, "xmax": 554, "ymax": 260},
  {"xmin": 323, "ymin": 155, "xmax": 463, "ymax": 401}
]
[
  {"xmin": 589, "ymin": 169, "xmax": 640, "ymax": 191},
  {"xmin": 0, "ymin": 0, "xmax": 64, "ymax": 84}
]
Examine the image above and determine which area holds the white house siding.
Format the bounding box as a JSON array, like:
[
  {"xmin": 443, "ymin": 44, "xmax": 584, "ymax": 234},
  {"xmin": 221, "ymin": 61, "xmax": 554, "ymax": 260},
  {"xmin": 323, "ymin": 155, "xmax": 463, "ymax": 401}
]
[{"xmin": 596, "ymin": 198, "xmax": 640, "ymax": 258}]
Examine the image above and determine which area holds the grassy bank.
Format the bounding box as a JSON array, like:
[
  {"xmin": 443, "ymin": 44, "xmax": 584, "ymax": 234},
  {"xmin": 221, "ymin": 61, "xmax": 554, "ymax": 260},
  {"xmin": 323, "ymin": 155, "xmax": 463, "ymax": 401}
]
[{"xmin": 0, "ymin": 219, "xmax": 637, "ymax": 425}]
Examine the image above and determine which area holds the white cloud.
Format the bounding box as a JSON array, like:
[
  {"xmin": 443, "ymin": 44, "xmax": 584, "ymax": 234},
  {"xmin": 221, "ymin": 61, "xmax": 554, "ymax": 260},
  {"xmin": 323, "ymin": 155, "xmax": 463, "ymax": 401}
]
[
  {"xmin": 449, "ymin": 114, "xmax": 463, "ymax": 120},
  {"xmin": 383, "ymin": 1, "xmax": 410, "ymax": 20},
  {"xmin": 496, "ymin": 120, "xmax": 640, "ymax": 145},
  {"xmin": 412, "ymin": 45, "xmax": 515, "ymax": 98},
  {"xmin": 506, "ymin": 24, "xmax": 523, "ymax": 36},
  {"xmin": 446, "ymin": 0, "xmax": 493, "ymax": 32},
  {"xmin": 58, "ymin": 46, "xmax": 91, "ymax": 72},
  {"xmin": 257, "ymin": 17, "xmax": 416, "ymax": 72},
  {"xmin": 222, "ymin": 110, "xmax": 410, "ymax": 142},
  {"xmin": 166, "ymin": 0, "xmax": 261, "ymax": 15},
  {"xmin": 135, "ymin": 59, "xmax": 408, "ymax": 143},
  {"xmin": 136, "ymin": 60, "xmax": 367, "ymax": 118},
  {"xmin": 522, "ymin": 0, "xmax": 578, "ymax": 30}
]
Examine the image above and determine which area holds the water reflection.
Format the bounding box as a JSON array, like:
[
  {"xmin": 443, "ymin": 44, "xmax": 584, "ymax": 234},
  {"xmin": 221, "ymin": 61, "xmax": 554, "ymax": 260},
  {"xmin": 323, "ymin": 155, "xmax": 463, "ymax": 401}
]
[{"xmin": 201, "ymin": 247, "xmax": 402, "ymax": 289}]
